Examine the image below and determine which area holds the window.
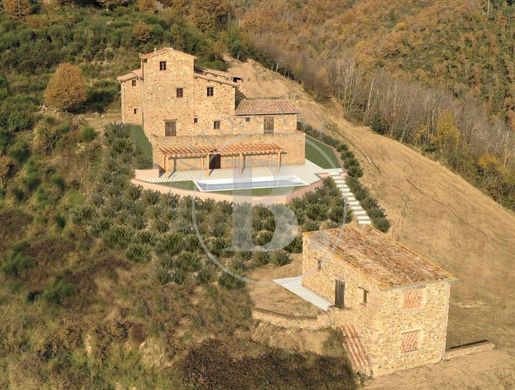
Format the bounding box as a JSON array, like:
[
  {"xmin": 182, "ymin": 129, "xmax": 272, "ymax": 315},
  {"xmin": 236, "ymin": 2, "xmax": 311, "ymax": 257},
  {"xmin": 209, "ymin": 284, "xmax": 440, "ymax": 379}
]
[
  {"xmin": 133, "ymin": 108, "xmax": 138, "ymax": 115},
  {"xmin": 159, "ymin": 61, "xmax": 167, "ymax": 71},
  {"xmin": 176, "ymin": 88, "xmax": 183, "ymax": 98},
  {"xmin": 264, "ymin": 117, "xmax": 274, "ymax": 134},
  {"xmin": 317, "ymin": 259, "xmax": 322, "ymax": 271},
  {"xmin": 165, "ymin": 120, "xmax": 176, "ymax": 136},
  {"xmin": 245, "ymin": 117, "xmax": 251, "ymax": 123},
  {"xmin": 131, "ymin": 79, "xmax": 136, "ymax": 87},
  {"xmin": 207, "ymin": 87, "xmax": 214, "ymax": 96},
  {"xmin": 213, "ymin": 120, "xmax": 220, "ymax": 130},
  {"xmin": 359, "ymin": 287, "xmax": 368, "ymax": 305},
  {"xmin": 401, "ymin": 330, "xmax": 421, "ymax": 353},
  {"xmin": 404, "ymin": 289, "xmax": 423, "ymax": 309},
  {"xmin": 194, "ymin": 117, "xmax": 198, "ymax": 124}
]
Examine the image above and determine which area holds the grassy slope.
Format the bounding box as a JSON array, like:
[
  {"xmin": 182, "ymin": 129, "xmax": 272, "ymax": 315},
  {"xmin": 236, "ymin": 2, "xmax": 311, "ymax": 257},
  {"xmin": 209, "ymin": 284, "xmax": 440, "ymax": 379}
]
[{"xmin": 228, "ymin": 57, "xmax": 515, "ymax": 385}]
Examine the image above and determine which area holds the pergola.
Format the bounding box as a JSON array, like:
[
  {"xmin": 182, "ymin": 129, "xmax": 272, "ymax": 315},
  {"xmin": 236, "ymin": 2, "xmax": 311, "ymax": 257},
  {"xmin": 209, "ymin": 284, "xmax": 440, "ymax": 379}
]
[{"xmin": 159, "ymin": 143, "xmax": 285, "ymax": 174}]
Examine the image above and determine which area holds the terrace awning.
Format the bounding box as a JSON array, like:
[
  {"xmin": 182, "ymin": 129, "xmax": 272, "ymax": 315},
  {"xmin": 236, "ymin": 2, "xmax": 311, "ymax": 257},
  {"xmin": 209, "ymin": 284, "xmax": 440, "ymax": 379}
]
[
  {"xmin": 159, "ymin": 143, "xmax": 285, "ymax": 174},
  {"xmin": 159, "ymin": 142, "xmax": 284, "ymax": 159}
]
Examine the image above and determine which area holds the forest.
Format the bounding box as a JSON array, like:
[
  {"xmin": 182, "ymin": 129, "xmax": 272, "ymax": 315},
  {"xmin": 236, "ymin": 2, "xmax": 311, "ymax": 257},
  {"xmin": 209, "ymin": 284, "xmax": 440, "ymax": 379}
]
[{"xmin": 233, "ymin": 0, "xmax": 514, "ymax": 209}]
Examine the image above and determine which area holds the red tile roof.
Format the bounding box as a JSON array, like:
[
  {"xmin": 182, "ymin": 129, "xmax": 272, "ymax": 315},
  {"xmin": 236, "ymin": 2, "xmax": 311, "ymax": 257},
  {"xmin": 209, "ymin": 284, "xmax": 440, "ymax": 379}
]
[
  {"xmin": 235, "ymin": 99, "xmax": 298, "ymax": 116},
  {"xmin": 116, "ymin": 68, "xmax": 142, "ymax": 82},
  {"xmin": 305, "ymin": 226, "xmax": 456, "ymax": 289},
  {"xmin": 139, "ymin": 47, "xmax": 196, "ymax": 60}
]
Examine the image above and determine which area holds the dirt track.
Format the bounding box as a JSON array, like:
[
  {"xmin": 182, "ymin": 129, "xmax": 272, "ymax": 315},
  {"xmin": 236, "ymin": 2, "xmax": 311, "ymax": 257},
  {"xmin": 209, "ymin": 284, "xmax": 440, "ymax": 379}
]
[{"xmin": 229, "ymin": 58, "xmax": 515, "ymax": 388}]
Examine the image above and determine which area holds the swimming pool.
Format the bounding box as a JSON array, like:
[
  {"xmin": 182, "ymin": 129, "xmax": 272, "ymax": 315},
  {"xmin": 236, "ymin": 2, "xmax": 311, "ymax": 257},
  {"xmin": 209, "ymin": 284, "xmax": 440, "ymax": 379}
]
[{"xmin": 195, "ymin": 175, "xmax": 306, "ymax": 192}]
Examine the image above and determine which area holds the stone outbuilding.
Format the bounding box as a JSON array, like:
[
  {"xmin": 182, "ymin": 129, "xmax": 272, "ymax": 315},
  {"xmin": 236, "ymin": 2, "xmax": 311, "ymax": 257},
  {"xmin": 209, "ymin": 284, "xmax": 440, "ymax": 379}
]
[
  {"xmin": 117, "ymin": 47, "xmax": 305, "ymax": 174},
  {"xmin": 302, "ymin": 225, "xmax": 456, "ymax": 376}
]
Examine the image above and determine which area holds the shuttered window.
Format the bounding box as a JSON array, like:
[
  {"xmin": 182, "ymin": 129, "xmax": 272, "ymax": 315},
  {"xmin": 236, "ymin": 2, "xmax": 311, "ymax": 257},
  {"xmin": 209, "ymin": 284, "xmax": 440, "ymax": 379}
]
[
  {"xmin": 264, "ymin": 117, "xmax": 274, "ymax": 134},
  {"xmin": 165, "ymin": 120, "xmax": 176, "ymax": 136}
]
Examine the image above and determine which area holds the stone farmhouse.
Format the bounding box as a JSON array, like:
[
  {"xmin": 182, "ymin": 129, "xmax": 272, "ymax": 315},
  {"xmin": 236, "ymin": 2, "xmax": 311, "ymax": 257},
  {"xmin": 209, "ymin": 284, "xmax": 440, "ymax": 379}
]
[
  {"xmin": 117, "ymin": 47, "xmax": 305, "ymax": 174},
  {"xmin": 302, "ymin": 225, "xmax": 456, "ymax": 376}
]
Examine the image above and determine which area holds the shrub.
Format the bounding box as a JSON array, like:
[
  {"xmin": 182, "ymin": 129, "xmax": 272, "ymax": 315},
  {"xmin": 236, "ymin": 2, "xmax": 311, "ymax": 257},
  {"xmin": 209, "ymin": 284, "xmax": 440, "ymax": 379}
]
[
  {"xmin": 133, "ymin": 22, "xmax": 152, "ymax": 42},
  {"xmin": 306, "ymin": 204, "xmax": 328, "ymax": 221},
  {"xmin": 176, "ymin": 251, "xmax": 201, "ymax": 272},
  {"xmin": 197, "ymin": 266, "xmax": 214, "ymax": 284},
  {"xmin": 270, "ymin": 251, "xmax": 291, "ymax": 266},
  {"xmin": 1, "ymin": 251, "xmax": 34, "ymax": 278},
  {"xmin": 42, "ymin": 279, "xmax": 77, "ymax": 305},
  {"xmin": 252, "ymin": 251, "xmax": 270, "ymax": 266},
  {"xmin": 375, "ymin": 217, "xmax": 391, "ymax": 233},
  {"xmin": 285, "ymin": 236, "xmax": 302, "ymax": 253},
  {"xmin": 218, "ymin": 272, "xmax": 245, "ymax": 290},
  {"xmin": 71, "ymin": 206, "xmax": 96, "ymax": 225},
  {"xmin": 79, "ymin": 126, "xmax": 97, "ymax": 142},
  {"xmin": 7, "ymin": 140, "xmax": 30, "ymax": 163},
  {"xmin": 156, "ymin": 268, "xmax": 172, "ymax": 284},
  {"xmin": 126, "ymin": 244, "xmax": 151, "ymax": 263},
  {"xmin": 254, "ymin": 230, "xmax": 273, "ymax": 246},
  {"xmin": 156, "ymin": 233, "xmax": 182, "ymax": 255},
  {"xmin": 346, "ymin": 165, "xmax": 363, "ymax": 178}
]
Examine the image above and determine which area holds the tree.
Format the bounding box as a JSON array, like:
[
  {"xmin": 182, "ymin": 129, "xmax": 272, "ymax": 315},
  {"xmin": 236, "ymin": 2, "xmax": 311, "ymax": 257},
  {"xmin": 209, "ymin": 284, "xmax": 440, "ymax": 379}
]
[
  {"xmin": 44, "ymin": 64, "xmax": 87, "ymax": 112},
  {"xmin": 96, "ymin": 0, "xmax": 127, "ymax": 10},
  {"xmin": 3, "ymin": 0, "xmax": 31, "ymax": 19},
  {"xmin": 190, "ymin": 0, "xmax": 231, "ymax": 32},
  {"xmin": 136, "ymin": 0, "xmax": 154, "ymax": 11},
  {"xmin": 132, "ymin": 22, "xmax": 152, "ymax": 42}
]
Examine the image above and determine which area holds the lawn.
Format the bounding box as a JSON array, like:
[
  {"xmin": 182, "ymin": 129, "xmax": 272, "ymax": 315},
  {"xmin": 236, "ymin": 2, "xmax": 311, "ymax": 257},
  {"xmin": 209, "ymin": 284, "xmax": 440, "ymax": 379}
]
[
  {"xmin": 305, "ymin": 135, "xmax": 340, "ymax": 168},
  {"xmin": 160, "ymin": 181, "xmax": 197, "ymax": 191},
  {"xmin": 129, "ymin": 125, "xmax": 153, "ymax": 164}
]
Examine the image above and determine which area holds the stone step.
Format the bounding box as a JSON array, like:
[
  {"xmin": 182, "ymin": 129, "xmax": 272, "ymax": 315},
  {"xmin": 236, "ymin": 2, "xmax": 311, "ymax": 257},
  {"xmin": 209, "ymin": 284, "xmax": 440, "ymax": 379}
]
[{"xmin": 358, "ymin": 220, "xmax": 372, "ymax": 225}]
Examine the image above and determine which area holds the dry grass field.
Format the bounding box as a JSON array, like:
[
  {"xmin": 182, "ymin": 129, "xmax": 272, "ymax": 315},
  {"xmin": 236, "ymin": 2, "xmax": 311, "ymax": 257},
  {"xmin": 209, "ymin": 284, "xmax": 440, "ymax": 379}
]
[{"xmin": 229, "ymin": 57, "xmax": 515, "ymax": 388}]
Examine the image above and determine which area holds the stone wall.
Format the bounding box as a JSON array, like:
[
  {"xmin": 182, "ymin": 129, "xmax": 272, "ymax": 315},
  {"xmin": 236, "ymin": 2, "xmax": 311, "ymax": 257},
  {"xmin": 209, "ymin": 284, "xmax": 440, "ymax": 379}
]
[
  {"xmin": 234, "ymin": 113, "xmax": 298, "ymax": 135},
  {"xmin": 252, "ymin": 308, "xmax": 330, "ymax": 330},
  {"xmin": 302, "ymin": 234, "xmax": 451, "ymax": 377},
  {"xmin": 120, "ymin": 77, "xmax": 142, "ymax": 125},
  {"xmin": 142, "ymin": 50, "xmax": 196, "ymax": 139},
  {"xmin": 130, "ymin": 175, "xmax": 325, "ymax": 205}
]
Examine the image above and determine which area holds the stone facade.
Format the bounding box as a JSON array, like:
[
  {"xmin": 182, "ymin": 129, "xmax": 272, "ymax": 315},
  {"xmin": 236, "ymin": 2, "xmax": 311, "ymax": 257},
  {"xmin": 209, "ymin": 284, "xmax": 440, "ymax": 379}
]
[
  {"xmin": 302, "ymin": 226, "xmax": 456, "ymax": 377},
  {"xmin": 118, "ymin": 47, "xmax": 305, "ymax": 172}
]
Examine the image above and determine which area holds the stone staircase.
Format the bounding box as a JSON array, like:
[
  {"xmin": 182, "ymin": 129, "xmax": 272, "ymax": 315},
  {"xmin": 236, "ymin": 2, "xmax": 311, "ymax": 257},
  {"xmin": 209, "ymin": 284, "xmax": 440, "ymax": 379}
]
[
  {"xmin": 328, "ymin": 171, "xmax": 371, "ymax": 225},
  {"xmin": 340, "ymin": 324, "xmax": 372, "ymax": 377}
]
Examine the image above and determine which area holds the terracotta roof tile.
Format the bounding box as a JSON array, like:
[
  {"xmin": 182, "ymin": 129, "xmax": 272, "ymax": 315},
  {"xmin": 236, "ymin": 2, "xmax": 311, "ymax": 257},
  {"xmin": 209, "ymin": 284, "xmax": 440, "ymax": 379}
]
[
  {"xmin": 139, "ymin": 47, "xmax": 196, "ymax": 60},
  {"xmin": 116, "ymin": 68, "xmax": 142, "ymax": 82},
  {"xmin": 305, "ymin": 226, "xmax": 456, "ymax": 289},
  {"xmin": 235, "ymin": 99, "xmax": 298, "ymax": 116}
]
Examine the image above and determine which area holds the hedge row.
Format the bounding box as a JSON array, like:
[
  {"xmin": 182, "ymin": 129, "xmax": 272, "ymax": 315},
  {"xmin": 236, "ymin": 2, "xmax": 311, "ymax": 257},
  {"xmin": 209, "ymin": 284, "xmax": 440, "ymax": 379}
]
[{"xmin": 299, "ymin": 122, "xmax": 390, "ymax": 232}]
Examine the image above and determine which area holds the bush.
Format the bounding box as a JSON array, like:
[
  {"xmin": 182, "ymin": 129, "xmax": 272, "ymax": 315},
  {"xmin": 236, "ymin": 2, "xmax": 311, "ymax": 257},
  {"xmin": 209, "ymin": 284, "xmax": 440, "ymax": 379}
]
[
  {"xmin": 270, "ymin": 251, "xmax": 291, "ymax": 266},
  {"xmin": 126, "ymin": 244, "xmax": 151, "ymax": 263},
  {"xmin": 79, "ymin": 126, "xmax": 97, "ymax": 142},
  {"xmin": 1, "ymin": 251, "xmax": 34, "ymax": 278},
  {"xmin": 176, "ymin": 251, "xmax": 201, "ymax": 272},
  {"xmin": 375, "ymin": 217, "xmax": 391, "ymax": 233},
  {"xmin": 252, "ymin": 251, "xmax": 270, "ymax": 266},
  {"xmin": 285, "ymin": 236, "xmax": 302, "ymax": 253},
  {"xmin": 254, "ymin": 230, "xmax": 273, "ymax": 246},
  {"xmin": 218, "ymin": 272, "xmax": 245, "ymax": 290},
  {"xmin": 42, "ymin": 279, "xmax": 77, "ymax": 305}
]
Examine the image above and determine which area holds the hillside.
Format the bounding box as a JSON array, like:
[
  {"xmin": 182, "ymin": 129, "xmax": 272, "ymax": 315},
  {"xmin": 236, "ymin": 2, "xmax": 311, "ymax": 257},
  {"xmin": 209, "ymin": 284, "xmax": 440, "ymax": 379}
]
[
  {"xmin": 228, "ymin": 57, "xmax": 515, "ymax": 387},
  {"xmin": 233, "ymin": 0, "xmax": 514, "ymax": 210}
]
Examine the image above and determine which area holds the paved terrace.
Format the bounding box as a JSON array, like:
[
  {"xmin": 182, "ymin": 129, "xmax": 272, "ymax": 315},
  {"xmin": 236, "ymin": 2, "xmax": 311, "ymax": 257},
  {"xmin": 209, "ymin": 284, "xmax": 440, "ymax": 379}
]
[{"xmin": 142, "ymin": 160, "xmax": 340, "ymax": 185}]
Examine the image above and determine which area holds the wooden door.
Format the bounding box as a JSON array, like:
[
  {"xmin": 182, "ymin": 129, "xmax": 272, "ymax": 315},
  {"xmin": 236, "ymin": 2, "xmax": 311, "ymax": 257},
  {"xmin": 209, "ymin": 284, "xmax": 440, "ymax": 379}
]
[
  {"xmin": 209, "ymin": 154, "xmax": 221, "ymax": 170},
  {"xmin": 335, "ymin": 279, "xmax": 345, "ymax": 309}
]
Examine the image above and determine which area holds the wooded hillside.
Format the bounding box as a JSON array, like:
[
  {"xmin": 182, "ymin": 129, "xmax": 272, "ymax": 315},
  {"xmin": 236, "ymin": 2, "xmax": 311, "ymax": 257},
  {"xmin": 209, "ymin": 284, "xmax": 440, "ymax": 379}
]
[{"xmin": 233, "ymin": 0, "xmax": 514, "ymax": 209}]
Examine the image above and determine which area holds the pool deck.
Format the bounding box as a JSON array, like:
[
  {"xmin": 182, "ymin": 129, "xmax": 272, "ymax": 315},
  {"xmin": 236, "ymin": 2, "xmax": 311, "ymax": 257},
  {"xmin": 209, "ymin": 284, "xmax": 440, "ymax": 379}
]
[{"xmin": 140, "ymin": 160, "xmax": 341, "ymax": 186}]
